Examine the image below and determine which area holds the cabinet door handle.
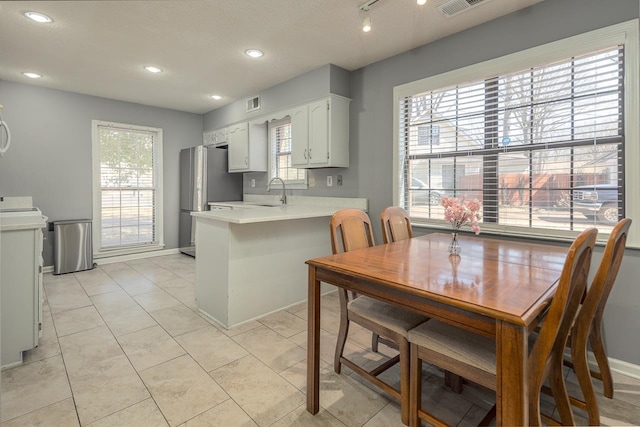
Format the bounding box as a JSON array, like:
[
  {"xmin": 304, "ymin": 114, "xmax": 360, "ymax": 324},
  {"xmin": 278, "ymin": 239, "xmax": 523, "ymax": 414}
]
[
  {"xmin": 309, "ymin": 148, "xmax": 312, "ymax": 159},
  {"xmin": 304, "ymin": 149, "xmax": 307, "ymax": 160},
  {"xmin": 245, "ymin": 156, "xmax": 248, "ymax": 165}
]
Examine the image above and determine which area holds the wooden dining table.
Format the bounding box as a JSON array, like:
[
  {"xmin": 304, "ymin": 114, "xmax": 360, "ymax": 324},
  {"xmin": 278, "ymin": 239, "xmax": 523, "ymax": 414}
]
[{"xmin": 306, "ymin": 232, "xmax": 570, "ymax": 426}]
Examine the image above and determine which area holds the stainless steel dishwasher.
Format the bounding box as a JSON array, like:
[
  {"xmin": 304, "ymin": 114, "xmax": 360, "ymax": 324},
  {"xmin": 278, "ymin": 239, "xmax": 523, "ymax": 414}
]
[{"xmin": 53, "ymin": 219, "xmax": 94, "ymax": 275}]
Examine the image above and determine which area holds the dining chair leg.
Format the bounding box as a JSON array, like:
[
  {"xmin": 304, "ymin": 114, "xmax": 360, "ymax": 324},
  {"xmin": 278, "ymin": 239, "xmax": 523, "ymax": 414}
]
[
  {"xmin": 590, "ymin": 322, "xmax": 614, "ymax": 398},
  {"xmin": 548, "ymin": 351, "xmax": 575, "ymax": 427},
  {"xmin": 572, "ymin": 333, "xmax": 600, "ymax": 425},
  {"xmin": 444, "ymin": 371, "xmax": 463, "ymax": 393},
  {"xmin": 399, "ymin": 338, "xmax": 410, "ymax": 425},
  {"xmin": 372, "ymin": 332, "xmax": 380, "ymax": 352},
  {"xmin": 334, "ymin": 317, "xmax": 350, "ymax": 374},
  {"xmin": 409, "ymin": 343, "xmax": 421, "ymax": 427}
]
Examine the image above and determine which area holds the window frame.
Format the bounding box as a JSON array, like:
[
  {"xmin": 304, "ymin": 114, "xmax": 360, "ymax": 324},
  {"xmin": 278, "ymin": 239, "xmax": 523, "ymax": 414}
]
[
  {"xmin": 268, "ymin": 117, "xmax": 308, "ymax": 190},
  {"xmin": 91, "ymin": 120, "xmax": 164, "ymax": 258},
  {"xmin": 393, "ymin": 20, "xmax": 640, "ymax": 247}
]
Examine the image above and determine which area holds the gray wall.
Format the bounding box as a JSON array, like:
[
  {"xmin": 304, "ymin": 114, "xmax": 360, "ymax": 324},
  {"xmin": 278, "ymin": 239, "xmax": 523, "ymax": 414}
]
[
  {"xmin": 0, "ymin": 81, "xmax": 203, "ymax": 265},
  {"xmin": 349, "ymin": 0, "xmax": 639, "ymax": 365}
]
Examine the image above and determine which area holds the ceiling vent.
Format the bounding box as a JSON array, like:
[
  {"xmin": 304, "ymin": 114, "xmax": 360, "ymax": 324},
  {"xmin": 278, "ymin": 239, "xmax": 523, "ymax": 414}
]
[
  {"xmin": 246, "ymin": 95, "xmax": 260, "ymax": 112},
  {"xmin": 438, "ymin": 0, "xmax": 490, "ymax": 18}
]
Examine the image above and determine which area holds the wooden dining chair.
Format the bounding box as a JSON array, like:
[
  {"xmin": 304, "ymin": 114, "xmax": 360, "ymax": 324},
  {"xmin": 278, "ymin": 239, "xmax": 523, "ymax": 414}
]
[
  {"xmin": 330, "ymin": 208, "xmax": 428, "ymax": 425},
  {"xmin": 556, "ymin": 218, "xmax": 631, "ymax": 425},
  {"xmin": 407, "ymin": 227, "xmax": 598, "ymax": 427},
  {"xmin": 380, "ymin": 206, "xmax": 413, "ymax": 244}
]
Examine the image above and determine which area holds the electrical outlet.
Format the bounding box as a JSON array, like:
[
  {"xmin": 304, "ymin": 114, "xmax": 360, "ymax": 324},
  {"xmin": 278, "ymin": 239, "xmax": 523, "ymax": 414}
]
[
  {"xmin": 309, "ymin": 177, "xmax": 316, "ymax": 187},
  {"xmin": 251, "ymin": 179, "xmax": 256, "ymax": 188},
  {"xmin": 327, "ymin": 175, "xmax": 333, "ymax": 187},
  {"xmin": 336, "ymin": 175, "xmax": 342, "ymax": 186}
]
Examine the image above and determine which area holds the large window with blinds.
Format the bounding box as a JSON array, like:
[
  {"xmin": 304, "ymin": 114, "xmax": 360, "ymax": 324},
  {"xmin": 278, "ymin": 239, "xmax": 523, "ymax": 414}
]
[
  {"xmin": 394, "ymin": 21, "xmax": 639, "ymax": 244},
  {"xmin": 92, "ymin": 121, "xmax": 164, "ymax": 256},
  {"xmin": 269, "ymin": 118, "xmax": 307, "ymax": 188}
]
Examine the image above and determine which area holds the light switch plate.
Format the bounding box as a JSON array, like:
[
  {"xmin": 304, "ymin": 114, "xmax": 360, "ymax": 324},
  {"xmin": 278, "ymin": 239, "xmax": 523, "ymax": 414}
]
[
  {"xmin": 251, "ymin": 179, "xmax": 256, "ymax": 188},
  {"xmin": 327, "ymin": 176, "xmax": 333, "ymax": 187}
]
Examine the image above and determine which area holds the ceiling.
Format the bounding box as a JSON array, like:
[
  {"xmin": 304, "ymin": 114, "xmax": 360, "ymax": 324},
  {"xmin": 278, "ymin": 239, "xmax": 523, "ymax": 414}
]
[{"xmin": 0, "ymin": 0, "xmax": 542, "ymax": 114}]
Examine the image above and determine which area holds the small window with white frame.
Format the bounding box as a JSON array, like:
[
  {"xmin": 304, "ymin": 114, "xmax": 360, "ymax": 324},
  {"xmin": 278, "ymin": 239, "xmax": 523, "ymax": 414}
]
[{"xmin": 269, "ymin": 117, "xmax": 307, "ymax": 189}]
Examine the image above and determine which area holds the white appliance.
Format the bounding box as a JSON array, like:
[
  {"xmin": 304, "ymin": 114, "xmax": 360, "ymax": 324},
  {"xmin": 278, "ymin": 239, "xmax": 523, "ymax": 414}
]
[{"xmin": 0, "ymin": 196, "xmax": 46, "ymax": 367}]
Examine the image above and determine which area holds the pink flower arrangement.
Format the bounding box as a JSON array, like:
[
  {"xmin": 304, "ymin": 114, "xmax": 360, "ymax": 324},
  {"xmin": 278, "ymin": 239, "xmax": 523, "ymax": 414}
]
[{"xmin": 441, "ymin": 196, "xmax": 482, "ymax": 235}]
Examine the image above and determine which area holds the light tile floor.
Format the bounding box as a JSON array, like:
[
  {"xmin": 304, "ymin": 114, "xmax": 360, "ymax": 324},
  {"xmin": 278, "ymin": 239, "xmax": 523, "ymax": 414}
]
[{"xmin": 2, "ymin": 254, "xmax": 639, "ymax": 426}]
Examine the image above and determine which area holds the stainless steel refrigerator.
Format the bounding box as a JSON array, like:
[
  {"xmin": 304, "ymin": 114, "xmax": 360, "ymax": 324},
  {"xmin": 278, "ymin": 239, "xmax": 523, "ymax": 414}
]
[{"xmin": 179, "ymin": 145, "xmax": 243, "ymax": 257}]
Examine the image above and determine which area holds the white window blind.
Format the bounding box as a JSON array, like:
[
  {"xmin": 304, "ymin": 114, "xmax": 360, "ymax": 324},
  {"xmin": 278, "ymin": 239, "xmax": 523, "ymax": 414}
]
[
  {"xmin": 269, "ymin": 118, "xmax": 307, "ymax": 187},
  {"xmin": 93, "ymin": 122, "xmax": 163, "ymax": 253},
  {"xmin": 398, "ymin": 45, "xmax": 624, "ymax": 237}
]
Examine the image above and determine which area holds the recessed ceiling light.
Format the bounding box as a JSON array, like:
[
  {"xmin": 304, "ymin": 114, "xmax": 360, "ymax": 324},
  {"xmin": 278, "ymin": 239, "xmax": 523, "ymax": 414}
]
[
  {"xmin": 245, "ymin": 49, "xmax": 264, "ymax": 58},
  {"xmin": 210, "ymin": 95, "xmax": 223, "ymax": 100},
  {"xmin": 144, "ymin": 66, "xmax": 163, "ymax": 73},
  {"xmin": 24, "ymin": 11, "xmax": 52, "ymax": 23},
  {"xmin": 22, "ymin": 72, "xmax": 42, "ymax": 79},
  {"xmin": 417, "ymin": 0, "xmax": 427, "ymax": 5}
]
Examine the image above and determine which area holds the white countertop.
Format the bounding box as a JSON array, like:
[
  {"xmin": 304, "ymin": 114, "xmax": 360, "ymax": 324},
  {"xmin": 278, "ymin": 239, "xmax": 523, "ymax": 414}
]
[
  {"xmin": 195, "ymin": 196, "xmax": 367, "ymax": 224},
  {"xmin": 0, "ymin": 209, "xmax": 47, "ymax": 231}
]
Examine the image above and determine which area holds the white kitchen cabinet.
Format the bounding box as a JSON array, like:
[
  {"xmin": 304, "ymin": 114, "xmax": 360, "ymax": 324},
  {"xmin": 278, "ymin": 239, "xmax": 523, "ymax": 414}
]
[
  {"xmin": 203, "ymin": 130, "xmax": 215, "ymax": 146},
  {"xmin": 1, "ymin": 218, "xmax": 44, "ymax": 367},
  {"xmin": 203, "ymin": 127, "xmax": 228, "ymax": 147},
  {"xmin": 291, "ymin": 94, "xmax": 350, "ymax": 168},
  {"xmin": 227, "ymin": 121, "xmax": 267, "ymax": 172}
]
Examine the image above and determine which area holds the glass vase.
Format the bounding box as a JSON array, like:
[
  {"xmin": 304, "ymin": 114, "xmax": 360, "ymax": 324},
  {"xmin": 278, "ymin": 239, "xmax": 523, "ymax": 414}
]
[{"xmin": 449, "ymin": 231, "xmax": 461, "ymax": 256}]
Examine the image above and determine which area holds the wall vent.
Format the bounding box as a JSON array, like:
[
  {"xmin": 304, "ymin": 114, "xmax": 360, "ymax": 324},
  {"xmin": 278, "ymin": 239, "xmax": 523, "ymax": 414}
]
[
  {"xmin": 438, "ymin": 0, "xmax": 490, "ymax": 18},
  {"xmin": 246, "ymin": 95, "xmax": 261, "ymax": 112}
]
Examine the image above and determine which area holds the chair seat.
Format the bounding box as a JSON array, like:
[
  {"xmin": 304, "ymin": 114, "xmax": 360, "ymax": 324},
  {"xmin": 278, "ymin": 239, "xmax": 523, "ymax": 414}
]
[
  {"xmin": 349, "ymin": 296, "xmax": 428, "ymax": 337},
  {"xmin": 408, "ymin": 320, "xmax": 496, "ymax": 375}
]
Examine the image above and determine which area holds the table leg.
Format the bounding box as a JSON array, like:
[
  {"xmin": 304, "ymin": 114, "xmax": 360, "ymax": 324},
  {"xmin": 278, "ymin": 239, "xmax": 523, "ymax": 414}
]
[
  {"xmin": 496, "ymin": 321, "xmax": 528, "ymax": 426},
  {"xmin": 306, "ymin": 265, "xmax": 321, "ymax": 414}
]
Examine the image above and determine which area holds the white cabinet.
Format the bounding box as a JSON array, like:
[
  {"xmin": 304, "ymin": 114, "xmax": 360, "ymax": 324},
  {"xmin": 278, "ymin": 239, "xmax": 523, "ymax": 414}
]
[
  {"xmin": 1, "ymin": 223, "xmax": 43, "ymax": 367},
  {"xmin": 291, "ymin": 94, "xmax": 350, "ymax": 168},
  {"xmin": 203, "ymin": 130, "xmax": 215, "ymax": 146},
  {"xmin": 203, "ymin": 127, "xmax": 228, "ymax": 147},
  {"xmin": 228, "ymin": 121, "xmax": 267, "ymax": 173},
  {"xmin": 290, "ymin": 105, "xmax": 309, "ymax": 166}
]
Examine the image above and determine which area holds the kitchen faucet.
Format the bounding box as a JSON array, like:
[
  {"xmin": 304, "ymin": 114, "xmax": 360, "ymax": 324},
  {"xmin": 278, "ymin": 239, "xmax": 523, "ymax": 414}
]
[{"xmin": 268, "ymin": 177, "xmax": 287, "ymax": 205}]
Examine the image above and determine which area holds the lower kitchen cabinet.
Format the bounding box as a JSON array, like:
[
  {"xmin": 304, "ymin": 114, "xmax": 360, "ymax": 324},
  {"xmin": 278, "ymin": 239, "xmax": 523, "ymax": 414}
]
[{"xmin": 1, "ymin": 224, "xmax": 44, "ymax": 367}]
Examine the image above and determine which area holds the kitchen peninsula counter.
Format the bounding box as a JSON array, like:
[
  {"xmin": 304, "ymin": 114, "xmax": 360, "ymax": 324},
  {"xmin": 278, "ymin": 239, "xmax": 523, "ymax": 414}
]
[{"xmin": 192, "ymin": 196, "xmax": 367, "ymax": 328}]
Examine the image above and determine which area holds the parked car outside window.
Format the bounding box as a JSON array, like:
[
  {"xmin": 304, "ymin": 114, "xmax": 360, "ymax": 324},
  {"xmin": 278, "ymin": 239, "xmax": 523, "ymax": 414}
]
[
  {"xmin": 572, "ymin": 184, "xmax": 620, "ymax": 224},
  {"xmin": 410, "ymin": 177, "xmax": 445, "ymax": 206}
]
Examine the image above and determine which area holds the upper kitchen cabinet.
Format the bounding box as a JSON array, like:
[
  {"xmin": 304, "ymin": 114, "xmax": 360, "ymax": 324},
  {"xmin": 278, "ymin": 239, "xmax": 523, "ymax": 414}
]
[
  {"xmin": 291, "ymin": 94, "xmax": 350, "ymax": 168},
  {"xmin": 203, "ymin": 127, "xmax": 228, "ymax": 147},
  {"xmin": 227, "ymin": 121, "xmax": 267, "ymax": 172}
]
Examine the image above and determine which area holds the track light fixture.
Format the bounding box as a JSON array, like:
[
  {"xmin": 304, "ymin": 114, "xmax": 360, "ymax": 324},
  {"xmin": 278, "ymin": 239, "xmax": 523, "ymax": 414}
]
[
  {"xmin": 362, "ymin": 14, "xmax": 371, "ymax": 32},
  {"xmin": 358, "ymin": 0, "xmax": 380, "ymax": 33}
]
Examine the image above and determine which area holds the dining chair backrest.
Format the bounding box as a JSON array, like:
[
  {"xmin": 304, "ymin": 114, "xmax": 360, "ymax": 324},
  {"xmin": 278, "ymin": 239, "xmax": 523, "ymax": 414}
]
[
  {"xmin": 528, "ymin": 227, "xmax": 598, "ymax": 425},
  {"xmin": 380, "ymin": 206, "xmax": 413, "ymax": 244},
  {"xmin": 578, "ymin": 218, "xmax": 631, "ymax": 332},
  {"xmin": 330, "ymin": 209, "xmax": 376, "ymax": 255}
]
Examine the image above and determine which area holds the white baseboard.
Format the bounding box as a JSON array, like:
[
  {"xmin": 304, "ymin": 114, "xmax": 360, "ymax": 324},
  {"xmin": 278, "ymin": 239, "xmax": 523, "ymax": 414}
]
[
  {"xmin": 589, "ymin": 352, "xmax": 640, "ymax": 381},
  {"xmin": 44, "ymin": 248, "xmax": 182, "ymax": 271},
  {"xmin": 95, "ymin": 248, "xmax": 181, "ymax": 265}
]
